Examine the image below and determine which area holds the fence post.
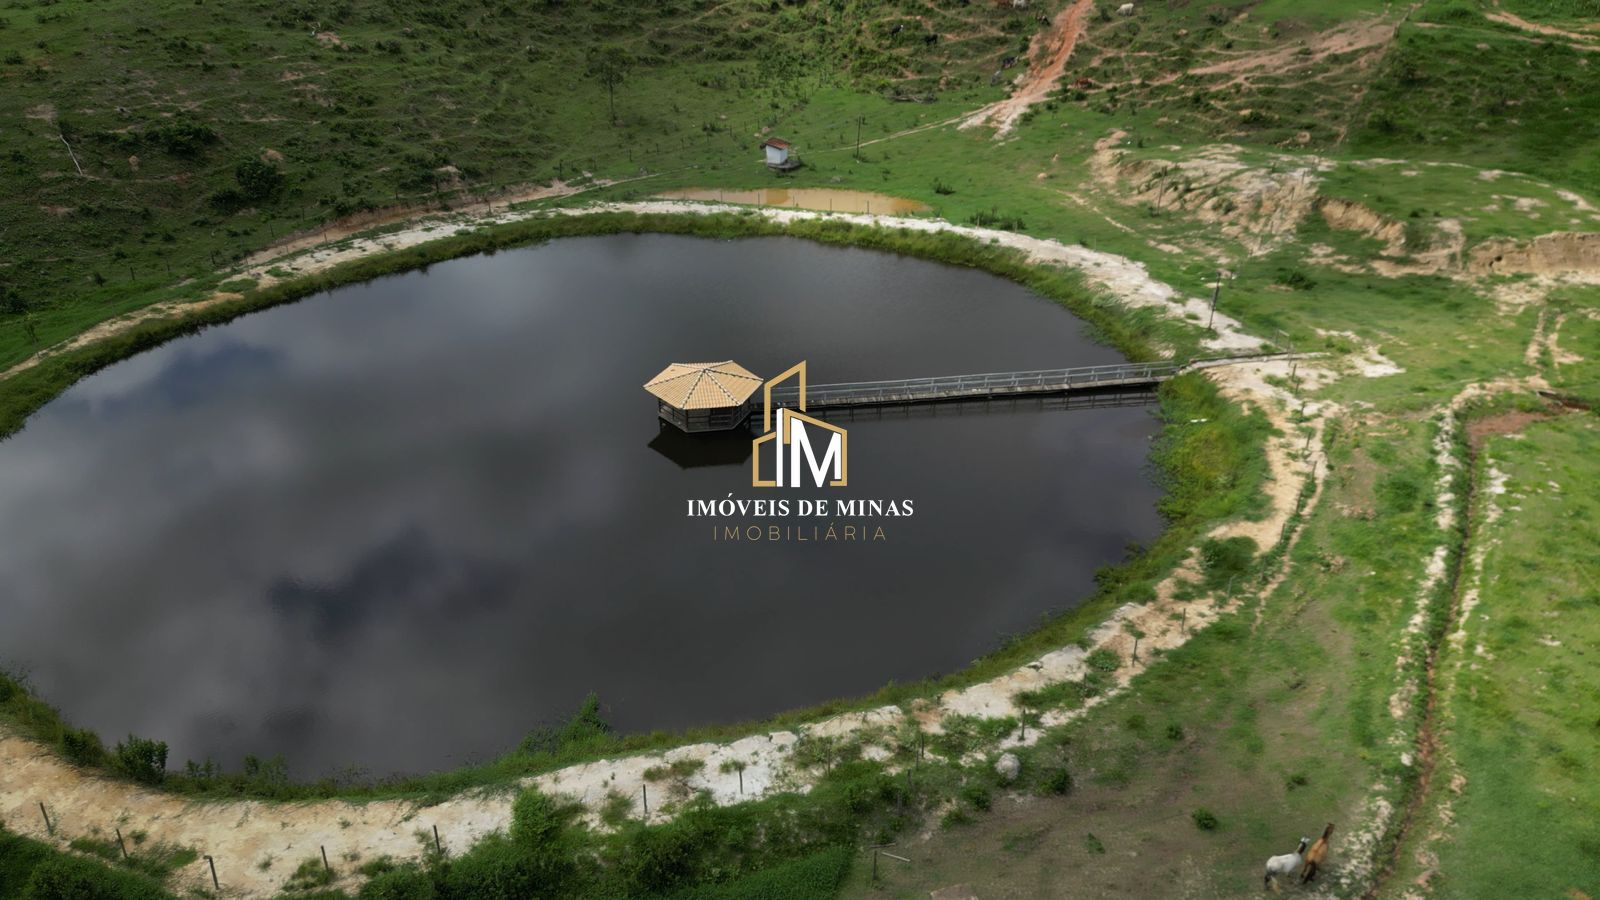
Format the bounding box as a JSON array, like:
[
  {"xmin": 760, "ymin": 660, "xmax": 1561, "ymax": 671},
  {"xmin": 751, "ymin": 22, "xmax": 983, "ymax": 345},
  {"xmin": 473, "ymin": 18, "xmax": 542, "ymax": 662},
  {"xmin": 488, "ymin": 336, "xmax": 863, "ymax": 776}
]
[
  {"xmin": 321, "ymin": 845, "xmax": 331, "ymax": 874},
  {"xmin": 432, "ymin": 825, "xmax": 442, "ymax": 855},
  {"xmin": 205, "ymin": 855, "xmax": 220, "ymax": 890},
  {"xmin": 642, "ymin": 784, "xmax": 649, "ymax": 817},
  {"xmin": 38, "ymin": 802, "xmax": 52, "ymax": 835},
  {"xmin": 115, "ymin": 828, "xmax": 128, "ymax": 860}
]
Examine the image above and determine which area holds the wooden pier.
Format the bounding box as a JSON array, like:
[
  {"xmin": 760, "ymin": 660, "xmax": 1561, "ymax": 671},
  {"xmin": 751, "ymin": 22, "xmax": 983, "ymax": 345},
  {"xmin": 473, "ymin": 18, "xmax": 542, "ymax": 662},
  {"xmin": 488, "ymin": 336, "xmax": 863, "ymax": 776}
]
[
  {"xmin": 650, "ymin": 354, "xmax": 1297, "ymax": 433},
  {"xmin": 769, "ymin": 360, "xmax": 1184, "ymax": 411}
]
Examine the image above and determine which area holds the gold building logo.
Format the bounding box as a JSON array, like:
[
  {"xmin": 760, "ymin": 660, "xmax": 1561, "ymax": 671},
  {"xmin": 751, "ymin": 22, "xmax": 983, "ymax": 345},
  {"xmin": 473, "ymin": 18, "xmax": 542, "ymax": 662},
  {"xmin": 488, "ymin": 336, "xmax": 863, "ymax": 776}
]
[{"xmin": 752, "ymin": 362, "xmax": 848, "ymax": 488}]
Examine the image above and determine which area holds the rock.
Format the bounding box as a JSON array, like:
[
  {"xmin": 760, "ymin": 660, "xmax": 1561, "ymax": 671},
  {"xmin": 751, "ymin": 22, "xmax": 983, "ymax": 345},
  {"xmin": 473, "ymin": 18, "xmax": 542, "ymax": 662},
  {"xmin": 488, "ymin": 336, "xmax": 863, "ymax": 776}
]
[{"xmin": 995, "ymin": 752, "xmax": 1021, "ymax": 783}]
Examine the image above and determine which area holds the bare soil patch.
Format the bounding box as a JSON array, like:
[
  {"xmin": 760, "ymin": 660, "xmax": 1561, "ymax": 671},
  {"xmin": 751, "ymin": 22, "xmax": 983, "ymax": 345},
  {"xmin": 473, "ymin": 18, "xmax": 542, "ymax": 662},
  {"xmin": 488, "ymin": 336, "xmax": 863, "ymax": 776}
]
[{"xmin": 960, "ymin": 0, "xmax": 1092, "ymax": 137}]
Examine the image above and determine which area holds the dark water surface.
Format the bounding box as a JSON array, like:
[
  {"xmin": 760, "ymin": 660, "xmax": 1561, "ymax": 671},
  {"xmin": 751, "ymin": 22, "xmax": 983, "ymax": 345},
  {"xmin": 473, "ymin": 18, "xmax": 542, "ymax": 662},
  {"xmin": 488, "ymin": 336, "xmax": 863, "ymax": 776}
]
[{"xmin": 0, "ymin": 235, "xmax": 1163, "ymax": 777}]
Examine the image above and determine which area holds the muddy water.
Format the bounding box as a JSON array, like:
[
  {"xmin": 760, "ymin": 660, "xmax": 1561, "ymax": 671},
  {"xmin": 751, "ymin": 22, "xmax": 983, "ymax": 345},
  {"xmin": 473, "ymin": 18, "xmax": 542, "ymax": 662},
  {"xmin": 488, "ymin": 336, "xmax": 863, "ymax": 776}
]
[
  {"xmin": 0, "ymin": 235, "xmax": 1161, "ymax": 777},
  {"xmin": 655, "ymin": 187, "xmax": 931, "ymax": 215}
]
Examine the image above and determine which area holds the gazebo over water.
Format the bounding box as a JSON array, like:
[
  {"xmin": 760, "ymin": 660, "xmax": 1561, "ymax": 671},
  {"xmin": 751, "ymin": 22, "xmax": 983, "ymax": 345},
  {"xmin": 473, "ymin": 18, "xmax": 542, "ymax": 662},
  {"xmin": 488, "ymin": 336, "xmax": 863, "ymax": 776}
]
[{"xmin": 644, "ymin": 360, "xmax": 763, "ymax": 432}]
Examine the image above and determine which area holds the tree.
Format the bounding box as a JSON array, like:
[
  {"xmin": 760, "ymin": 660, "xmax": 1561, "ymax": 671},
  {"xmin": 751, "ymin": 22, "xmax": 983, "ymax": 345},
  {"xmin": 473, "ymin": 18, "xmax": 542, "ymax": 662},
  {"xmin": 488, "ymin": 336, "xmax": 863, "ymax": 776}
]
[
  {"xmin": 234, "ymin": 157, "xmax": 283, "ymax": 203},
  {"xmin": 2, "ymin": 285, "xmax": 25, "ymax": 316},
  {"xmin": 586, "ymin": 46, "xmax": 632, "ymax": 125}
]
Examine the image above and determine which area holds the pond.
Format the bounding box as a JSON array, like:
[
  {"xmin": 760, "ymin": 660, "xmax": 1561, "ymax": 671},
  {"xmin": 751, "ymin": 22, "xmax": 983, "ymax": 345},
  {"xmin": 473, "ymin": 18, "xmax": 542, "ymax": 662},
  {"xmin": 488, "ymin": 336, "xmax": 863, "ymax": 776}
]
[{"xmin": 0, "ymin": 234, "xmax": 1164, "ymax": 778}]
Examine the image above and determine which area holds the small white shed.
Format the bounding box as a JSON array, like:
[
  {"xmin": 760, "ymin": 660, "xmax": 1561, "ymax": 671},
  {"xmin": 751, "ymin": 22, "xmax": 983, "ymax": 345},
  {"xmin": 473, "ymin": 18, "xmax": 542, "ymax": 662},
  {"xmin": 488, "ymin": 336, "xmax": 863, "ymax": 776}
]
[{"xmin": 761, "ymin": 138, "xmax": 799, "ymax": 170}]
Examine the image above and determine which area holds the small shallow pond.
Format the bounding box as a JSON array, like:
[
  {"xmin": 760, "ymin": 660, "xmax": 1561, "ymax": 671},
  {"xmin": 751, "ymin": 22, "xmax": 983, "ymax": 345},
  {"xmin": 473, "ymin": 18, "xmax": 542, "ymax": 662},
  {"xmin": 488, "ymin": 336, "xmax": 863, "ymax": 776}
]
[
  {"xmin": 654, "ymin": 187, "xmax": 930, "ymax": 215},
  {"xmin": 0, "ymin": 234, "xmax": 1163, "ymax": 777}
]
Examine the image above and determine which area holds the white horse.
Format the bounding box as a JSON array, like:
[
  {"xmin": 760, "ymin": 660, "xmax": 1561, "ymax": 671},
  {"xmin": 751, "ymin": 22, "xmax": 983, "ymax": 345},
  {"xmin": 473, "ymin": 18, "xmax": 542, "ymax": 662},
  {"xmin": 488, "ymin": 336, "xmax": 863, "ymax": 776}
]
[{"xmin": 1264, "ymin": 837, "xmax": 1309, "ymax": 892}]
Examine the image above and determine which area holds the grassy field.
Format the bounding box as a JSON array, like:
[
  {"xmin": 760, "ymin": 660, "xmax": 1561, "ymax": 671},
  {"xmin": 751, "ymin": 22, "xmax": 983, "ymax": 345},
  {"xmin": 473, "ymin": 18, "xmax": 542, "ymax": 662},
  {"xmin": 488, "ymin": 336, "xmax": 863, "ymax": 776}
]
[
  {"xmin": 838, "ymin": 406, "xmax": 1449, "ymax": 897},
  {"xmin": 2, "ymin": 0, "xmax": 1599, "ymax": 897},
  {"xmin": 1390, "ymin": 410, "xmax": 1600, "ymax": 896},
  {"xmin": 1, "ymin": 823, "xmax": 171, "ymax": 899}
]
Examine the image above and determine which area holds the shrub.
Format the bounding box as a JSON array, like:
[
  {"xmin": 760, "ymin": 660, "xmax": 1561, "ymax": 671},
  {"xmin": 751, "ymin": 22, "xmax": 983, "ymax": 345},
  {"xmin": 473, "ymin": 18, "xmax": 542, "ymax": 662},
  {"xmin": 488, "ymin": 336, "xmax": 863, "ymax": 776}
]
[
  {"xmin": 60, "ymin": 728, "xmax": 105, "ymax": 767},
  {"xmin": 358, "ymin": 864, "xmax": 437, "ymax": 899},
  {"xmin": 2, "ymin": 284, "xmax": 25, "ymax": 315},
  {"xmin": 234, "ymin": 158, "xmax": 283, "ymax": 203},
  {"xmin": 1192, "ymin": 807, "xmax": 1220, "ymax": 831},
  {"xmin": 960, "ymin": 782, "xmax": 992, "ymax": 812},
  {"xmin": 1274, "ymin": 268, "xmax": 1316, "ymax": 291},
  {"xmin": 445, "ymin": 829, "xmax": 579, "ymax": 899},
  {"xmin": 112, "ymin": 735, "xmax": 167, "ymax": 786},
  {"xmin": 1040, "ymin": 766, "xmax": 1073, "ymax": 795},
  {"xmin": 1087, "ymin": 648, "xmax": 1121, "ymax": 672},
  {"xmin": 284, "ymin": 856, "xmax": 334, "ymax": 890},
  {"xmin": 0, "ymin": 828, "xmax": 167, "ymax": 900},
  {"xmin": 664, "ymin": 846, "xmax": 851, "ymax": 900},
  {"xmin": 969, "ymin": 207, "xmax": 1026, "ymax": 230},
  {"xmin": 1199, "ymin": 536, "xmax": 1257, "ymax": 589},
  {"xmin": 509, "ymin": 789, "xmax": 580, "ymax": 860},
  {"xmin": 240, "ymin": 754, "xmax": 290, "ymax": 795},
  {"xmin": 150, "ymin": 117, "xmax": 217, "ymax": 158}
]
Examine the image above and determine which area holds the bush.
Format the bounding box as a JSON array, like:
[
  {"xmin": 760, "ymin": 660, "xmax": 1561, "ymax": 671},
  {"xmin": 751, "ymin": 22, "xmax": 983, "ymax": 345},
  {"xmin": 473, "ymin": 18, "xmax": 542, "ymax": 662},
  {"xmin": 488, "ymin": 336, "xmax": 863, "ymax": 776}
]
[
  {"xmin": 1086, "ymin": 648, "xmax": 1121, "ymax": 672},
  {"xmin": 1040, "ymin": 766, "xmax": 1073, "ymax": 795},
  {"xmin": 509, "ymin": 789, "xmax": 580, "ymax": 862},
  {"xmin": 150, "ymin": 117, "xmax": 217, "ymax": 158},
  {"xmin": 1199, "ymin": 536, "xmax": 1257, "ymax": 589},
  {"xmin": 284, "ymin": 856, "xmax": 334, "ymax": 890},
  {"xmin": 960, "ymin": 782, "xmax": 992, "ymax": 812},
  {"xmin": 444, "ymin": 834, "xmax": 558, "ymax": 900},
  {"xmin": 2, "ymin": 284, "xmax": 25, "ymax": 315},
  {"xmin": 359, "ymin": 865, "xmax": 437, "ymax": 899},
  {"xmin": 234, "ymin": 158, "xmax": 283, "ymax": 203},
  {"xmin": 969, "ymin": 207, "xmax": 1026, "ymax": 230},
  {"xmin": 1274, "ymin": 268, "xmax": 1316, "ymax": 291},
  {"xmin": 661, "ymin": 845, "xmax": 851, "ymax": 900},
  {"xmin": 520, "ymin": 693, "xmax": 614, "ymax": 758},
  {"xmin": 0, "ymin": 828, "xmax": 167, "ymax": 900},
  {"xmin": 240, "ymin": 754, "xmax": 290, "ymax": 795},
  {"xmin": 1192, "ymin": 808, "xmax": 1220, "ymax": 831},
  {"xmin": 60, "ymin": 728, "xmax": 106, "ymax": 767},
  {"xmin": 112, "ymin": 735, "xmax": 167, "ymax": 786}
]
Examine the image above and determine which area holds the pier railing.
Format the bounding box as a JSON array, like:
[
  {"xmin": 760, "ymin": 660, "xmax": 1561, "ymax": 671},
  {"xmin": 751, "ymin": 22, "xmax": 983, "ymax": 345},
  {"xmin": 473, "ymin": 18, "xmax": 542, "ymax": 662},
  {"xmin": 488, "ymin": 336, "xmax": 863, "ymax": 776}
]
[{"xmin": 769, "ymin": 360, "xmax": 1185, "ymax": 410}]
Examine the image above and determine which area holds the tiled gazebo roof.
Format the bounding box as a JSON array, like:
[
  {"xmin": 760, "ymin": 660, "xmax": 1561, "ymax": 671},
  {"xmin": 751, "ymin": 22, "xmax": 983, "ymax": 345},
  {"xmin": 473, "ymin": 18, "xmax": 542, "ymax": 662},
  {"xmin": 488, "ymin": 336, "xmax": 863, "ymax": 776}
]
[{"xmin": 644, "ymin": 361, "xmax": 763, "ymax": 410}]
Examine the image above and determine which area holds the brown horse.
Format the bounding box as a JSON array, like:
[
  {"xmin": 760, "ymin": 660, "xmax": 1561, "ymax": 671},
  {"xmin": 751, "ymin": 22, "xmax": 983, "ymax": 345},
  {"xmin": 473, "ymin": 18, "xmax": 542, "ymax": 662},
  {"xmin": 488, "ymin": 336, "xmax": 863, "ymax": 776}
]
[{"xmin": 1300, "ymin": 823, "xmax": 1335, "ymax": 883}]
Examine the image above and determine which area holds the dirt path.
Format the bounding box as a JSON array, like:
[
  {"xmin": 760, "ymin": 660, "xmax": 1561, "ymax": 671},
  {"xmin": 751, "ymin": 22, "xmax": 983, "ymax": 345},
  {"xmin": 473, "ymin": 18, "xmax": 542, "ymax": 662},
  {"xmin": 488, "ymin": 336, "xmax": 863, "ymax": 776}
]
[
  {"xmin": 0, "ymin": 199, "xmax": 1345, "ymax": 898},
  {"xmin": 1183, "ymin": 16, "xmax": 1399, "ymax": 87},
  {"xmin": 960, "ymin": 0, "xmax": 1092, "ymax": 137},
  {"xmin": 240, "ymin": 179, "xmax": 599, "ymax": 268},
  {"xmin": 1485, "ymin": 8, "xmax": 1599, "ymax": 48}
]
